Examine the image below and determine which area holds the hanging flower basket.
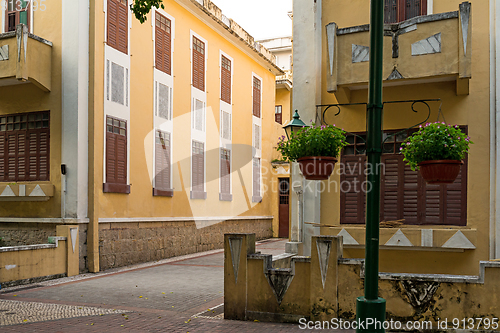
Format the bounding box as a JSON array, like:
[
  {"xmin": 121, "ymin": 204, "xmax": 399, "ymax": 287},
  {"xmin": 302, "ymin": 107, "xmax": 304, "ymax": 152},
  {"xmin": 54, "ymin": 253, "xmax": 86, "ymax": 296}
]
[
  {"xmin": 400, "ymin": 123, "xmax": 472, "ymax": 185},
  {"xmin": 276, "ymin": 124, "xmax": 347, "ymax": 181},
  {"xmin": 297, "ymin": 156, "xmax": 338, "ymax": 180},
  {"xmin": 418, "ymin": 160, "xmax": 463, "ymax": 184}
]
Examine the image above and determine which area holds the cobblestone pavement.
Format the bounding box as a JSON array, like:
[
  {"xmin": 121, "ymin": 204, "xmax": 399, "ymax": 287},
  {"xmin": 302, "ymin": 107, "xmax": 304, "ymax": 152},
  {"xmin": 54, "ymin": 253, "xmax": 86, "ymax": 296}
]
[{"xmin": 0, "ymin": 238, "xmax": 354, "ymax": 332}]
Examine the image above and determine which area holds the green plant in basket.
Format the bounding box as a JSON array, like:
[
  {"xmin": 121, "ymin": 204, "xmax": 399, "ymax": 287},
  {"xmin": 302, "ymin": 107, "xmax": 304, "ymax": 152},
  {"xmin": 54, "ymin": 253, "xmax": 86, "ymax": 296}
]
[
  {"xmin": 276, "ymin": 124, "xmax": 348, "ymax": 162},
  {"xmin": 400, "ymin": 122, "xmax": 473, "ymax": 171}
]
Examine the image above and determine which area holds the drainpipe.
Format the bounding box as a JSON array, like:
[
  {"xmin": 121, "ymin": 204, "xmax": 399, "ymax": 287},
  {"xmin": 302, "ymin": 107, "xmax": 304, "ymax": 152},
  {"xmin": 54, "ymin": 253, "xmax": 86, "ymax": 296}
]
[
  {"xmin": 293, "ymin": 184, "xmax": 304, "ymax": 243},
  {"xmin": 61, "ymin": 164, "xmax": 67, "ymax": 219}
]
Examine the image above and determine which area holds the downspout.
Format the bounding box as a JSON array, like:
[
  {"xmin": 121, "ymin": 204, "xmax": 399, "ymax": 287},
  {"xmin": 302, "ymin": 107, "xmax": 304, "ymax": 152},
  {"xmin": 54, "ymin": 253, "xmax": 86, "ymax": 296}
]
[{"xmin": 492, "ymin": 0, "xmax": 500, "ymax": 259}]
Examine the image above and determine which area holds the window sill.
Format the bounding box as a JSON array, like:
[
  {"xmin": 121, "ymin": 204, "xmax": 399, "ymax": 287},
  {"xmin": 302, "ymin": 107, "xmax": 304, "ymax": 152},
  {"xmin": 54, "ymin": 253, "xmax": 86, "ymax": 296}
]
[
  {"xmin": 190, "ymin": 191, "xmax": 207, "ymax": 200},
  {"xmin": 103, "ymin": 183, "xmax": 130, "ymax": 194},
  {"xmin": 252, "ymin": 195, "xmax": 262, "ymax": 203},
  {"xmin": 0, "ymin": 183, "xmax": 54, "ymax": 201},
  {"xmin": 219, "ymin": 193, "xmax": 233, "ymax": 201},
  {"xmin": 153, "ymin": 188, "xmax": 173, "ymax": 197}
]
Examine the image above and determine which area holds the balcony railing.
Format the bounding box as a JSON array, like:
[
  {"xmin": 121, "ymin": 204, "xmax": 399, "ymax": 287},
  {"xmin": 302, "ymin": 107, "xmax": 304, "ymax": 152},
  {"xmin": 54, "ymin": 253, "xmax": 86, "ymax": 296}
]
[
  {"xmin": 325, "ymin": 2, "xmax": 471, "ymax": 103},
  {"xmin": 0, "ymin": 24, "xmax": 52, "ymax": 91}
]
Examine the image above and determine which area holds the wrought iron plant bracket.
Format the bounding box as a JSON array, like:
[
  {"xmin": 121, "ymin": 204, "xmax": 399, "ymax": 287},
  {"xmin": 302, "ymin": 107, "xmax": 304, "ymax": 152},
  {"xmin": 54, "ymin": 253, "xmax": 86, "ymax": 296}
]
[{"xmin": 316, "ymin": 99, "xmax": 442, "ymax": 154}]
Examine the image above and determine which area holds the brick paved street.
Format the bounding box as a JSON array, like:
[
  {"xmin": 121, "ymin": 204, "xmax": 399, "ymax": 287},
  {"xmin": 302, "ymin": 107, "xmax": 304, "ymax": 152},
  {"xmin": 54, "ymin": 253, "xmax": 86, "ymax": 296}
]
[{"xmin": 0, "ymin": 238, "xmax": 353, "ymax": 332}]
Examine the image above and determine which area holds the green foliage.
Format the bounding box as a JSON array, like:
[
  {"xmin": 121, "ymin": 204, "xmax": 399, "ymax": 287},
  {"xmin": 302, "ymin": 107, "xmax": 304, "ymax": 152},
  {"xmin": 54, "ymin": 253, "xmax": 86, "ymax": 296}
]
[
  {"xmin": 130, "ymin": 0, "xmax": 164, "ymax": 24},
  {"xmin": 400, "ymin": 122, "xmax": 473, "ymax": 171},
  {"xmin": 276, "ymin": 124, "xmax": 347, "ymax": 162}
]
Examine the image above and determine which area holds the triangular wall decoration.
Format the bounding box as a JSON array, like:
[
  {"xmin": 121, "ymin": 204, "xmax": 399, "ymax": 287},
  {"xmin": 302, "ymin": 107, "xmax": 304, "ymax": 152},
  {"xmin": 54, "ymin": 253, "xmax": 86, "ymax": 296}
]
[
  {"xmin": 352, "ymin": 44, "xmax": 369, "ymax": 63},
  {"xmin": 460, "ymin": 2, "xmax": 471, "ymax": 56},
  {"xmin": 411, "ymin": 33, "xmax": 441, "ymax": 56},
  {"xmin": 265, "ymin": 270, "xmax": 294, "ymax": 305},
  {"xmin": 442, "ymin": 230, "xmax": 475, "ymax": 249},
  {"xmin": 0, "ymin": 186, "xmax": 15, "ymax": 197},
  {"xmin": 229, "ymin": 237, "xmax": 243, "ymax": 284},
  {"xmin": 29, "ymin": 185, "xmax": 46, "ymax": 197},
  {"xmin": 387, "ymin": 68, "xmax": 404, "ymax": 80},
  {"xmin": 385, "ymin": 229, "xmax": 413, "ymax": 247},
  {"xmin": 326, "ymin": 23, "xmax": 336, "ymax": 76},
  {"xmin": 338, "ymin": 228, "xmax": 359, "ymax": 245},
  {"xmin": 70, "ymin": 227, "xmax": 78, "ymax": 253},
  {"xmin": 316, "ymin": 239, "xmax": 332, "ymax": 290}
]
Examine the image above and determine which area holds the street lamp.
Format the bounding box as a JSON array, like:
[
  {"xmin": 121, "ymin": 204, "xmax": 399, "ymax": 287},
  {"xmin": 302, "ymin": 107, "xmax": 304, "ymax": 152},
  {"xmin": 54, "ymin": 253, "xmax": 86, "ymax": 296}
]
[{"xmin": 283, "ymin": 110, "xmax": 307, "ymax": 139}]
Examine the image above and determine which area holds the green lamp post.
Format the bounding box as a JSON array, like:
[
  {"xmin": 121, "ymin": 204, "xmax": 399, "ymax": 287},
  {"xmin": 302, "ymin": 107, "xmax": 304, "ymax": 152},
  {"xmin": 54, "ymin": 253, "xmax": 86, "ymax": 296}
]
[
  {"xmin": 283, "ymin": 110, "xmax": 307, "ymax": 139},
  {"xmin": 356, "ymin": 0, "xmax": 386, "ymax": 332}
]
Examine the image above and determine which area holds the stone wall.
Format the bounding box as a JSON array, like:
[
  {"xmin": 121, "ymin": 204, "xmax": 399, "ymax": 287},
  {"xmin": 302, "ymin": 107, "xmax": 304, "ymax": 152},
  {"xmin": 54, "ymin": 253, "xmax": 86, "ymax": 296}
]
[
  {"xmin": 0, "ymin": 223, "xmax": 57, "ymax": 247},
  {"xmin": 98, "ymin": 218, "xmax": 272, "ymax": 271}
]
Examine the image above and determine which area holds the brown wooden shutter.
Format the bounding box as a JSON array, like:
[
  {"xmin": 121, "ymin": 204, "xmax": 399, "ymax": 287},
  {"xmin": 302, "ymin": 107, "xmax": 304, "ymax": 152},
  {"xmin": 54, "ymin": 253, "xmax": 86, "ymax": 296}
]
[
  {"xmin": 193, "ymin": 37, "xmax": 205, "ymax": 91},
  {"xmin": 107, "ymin": 0, "xmax": 128, "ymax": 54},
  {"xmin": 221, "ymin": 56, "xmax": 231, "ymax": 104},
  {"xmin": 155, "ymin": 13, "xmax": 171, "ymax": 75},
  {"xmin": 340, "ymin": 155, "xmax": 366, "ymax": 224},
  {"xmin": 155, "ymin": 131, "xmax": 171, "ymax": 191},
  {"xmin": 6, "ymin": 132, "xmax": 18, "ymax": 181},
  {"xmin": 192, "ymin": 141, "xmax": 204, "ymax": 194},
  {"xmin": 275, "ymin": 105, "xmax": 282, "ymax": 124},
  {"xmin": 0, "ymin": 132, "xmax": 5, "ymax": 180},
  {"xmin": 253, "ymin": 77, "xmax": 261, "ymax": 118},
  {"xmin": 106, "ymin": 116, "xmax": 127, "ymax": 185},
  {"xmin": 380, "ymin": 155, "xmax": 403, "ymax": 222}
]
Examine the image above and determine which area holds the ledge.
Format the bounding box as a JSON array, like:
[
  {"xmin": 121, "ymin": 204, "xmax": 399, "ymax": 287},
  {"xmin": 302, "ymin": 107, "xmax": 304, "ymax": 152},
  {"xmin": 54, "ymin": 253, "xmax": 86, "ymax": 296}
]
[
  {"xmin": 190, "ymin": 190, "xmax": 207, "ymax": 199},
  {"xmin": 98, "ymin": 215, "xmax": 274, "ymax": 223},
  {"xmin": 103, "ymin": 183, "xmax": 130, "ymax": 194},
  {"xmin": 0, "ymin": 184, "xmax": 54, "ymax": 201},
  {"xmin": 0, "ymin": 237, "xmax": 66, "ymax": 253},
  {"xmin": 219, "ymin": 193, "xmax": 233, "ymax": 201},
  {"xmin": 153, "ymin": 188, "xmax": 173, "ymax": 197}
]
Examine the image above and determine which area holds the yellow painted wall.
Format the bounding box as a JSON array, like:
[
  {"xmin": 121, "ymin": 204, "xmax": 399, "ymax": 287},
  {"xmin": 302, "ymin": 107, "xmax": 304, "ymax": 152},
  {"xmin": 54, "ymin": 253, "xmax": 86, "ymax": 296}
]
[
  {"xmin": 91, "ymin": 0, "xmax": 278, "ymax": 221},
  {"xmin": 0, "ymin": 2, "xmax": 62, "ymax": 217},
  {"xmin": 319, "ymin": 0, "xmax": 491, "ymax": 275}
]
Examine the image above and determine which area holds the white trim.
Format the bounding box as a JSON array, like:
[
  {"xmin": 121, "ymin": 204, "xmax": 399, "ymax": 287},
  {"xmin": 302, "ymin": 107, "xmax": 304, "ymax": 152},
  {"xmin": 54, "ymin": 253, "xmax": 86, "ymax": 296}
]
[
  {"xmin": 427, "ymin": 0, "xmax": 433, "ymax": 15},
  {"xmin": 0, "ymin": 217, "xmax": 89, "ymax": 224},
  {"xmin": 98, "ymin": 216, "xmax": 274, "ymax": 223},
  {"xmin": 219, "ymin": 50, "xmax": 233, "ymax": 198}
]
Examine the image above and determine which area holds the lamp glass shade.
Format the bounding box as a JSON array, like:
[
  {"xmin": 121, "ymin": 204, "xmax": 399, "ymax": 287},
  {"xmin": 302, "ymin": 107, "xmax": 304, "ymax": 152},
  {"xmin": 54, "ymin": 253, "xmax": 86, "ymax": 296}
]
[{"xmin": 283, "ymin": 110, "xmax": 307, "ymax": 139}]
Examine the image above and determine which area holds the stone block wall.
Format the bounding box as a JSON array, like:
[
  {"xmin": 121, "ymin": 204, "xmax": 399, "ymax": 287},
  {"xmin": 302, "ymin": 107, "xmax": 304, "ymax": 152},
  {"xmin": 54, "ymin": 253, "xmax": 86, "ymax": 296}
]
[
  {"xmin": 0, "ymin": 223, "xmax": 56, "ymax": 246},
  {"xmin": 98, "ymin": 218, "xmax": 272, "ymax": 271}
]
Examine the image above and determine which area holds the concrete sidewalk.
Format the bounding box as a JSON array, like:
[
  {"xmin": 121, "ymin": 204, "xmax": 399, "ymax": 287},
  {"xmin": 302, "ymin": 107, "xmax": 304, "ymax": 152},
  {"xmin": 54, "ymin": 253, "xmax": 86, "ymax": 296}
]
[{"xmin": 0, "ymin": 238, "xmax": 353, "ymax": 332}]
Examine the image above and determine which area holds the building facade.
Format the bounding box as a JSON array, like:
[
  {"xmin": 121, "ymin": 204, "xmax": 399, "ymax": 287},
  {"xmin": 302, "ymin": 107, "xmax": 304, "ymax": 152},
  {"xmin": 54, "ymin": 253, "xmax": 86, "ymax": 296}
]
[
  {"xmin": 0, "ymin": 0, "xmax": 282, "ymax": 275},
  {"xmin": 291, "ymin": 0, "xmax": 500, "ymax": 275}
]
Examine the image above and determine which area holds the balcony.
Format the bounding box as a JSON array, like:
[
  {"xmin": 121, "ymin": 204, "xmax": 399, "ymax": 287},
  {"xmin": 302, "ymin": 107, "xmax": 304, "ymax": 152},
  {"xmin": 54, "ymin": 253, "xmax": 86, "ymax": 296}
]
[
  {"xmin": 0, "ymin": 24, "xmax": 52, "ymax": 91},
  {"xmin": 326, "ymin": 2, "xmax": 471, "ymax": 102}
]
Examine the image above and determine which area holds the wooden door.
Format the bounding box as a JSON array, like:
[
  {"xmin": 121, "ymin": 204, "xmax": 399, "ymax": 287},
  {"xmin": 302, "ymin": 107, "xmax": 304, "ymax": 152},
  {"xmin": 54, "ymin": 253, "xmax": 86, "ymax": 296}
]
[{"xmin": 278, "ymin": 178, "xmax": 290, "ymax": 238}]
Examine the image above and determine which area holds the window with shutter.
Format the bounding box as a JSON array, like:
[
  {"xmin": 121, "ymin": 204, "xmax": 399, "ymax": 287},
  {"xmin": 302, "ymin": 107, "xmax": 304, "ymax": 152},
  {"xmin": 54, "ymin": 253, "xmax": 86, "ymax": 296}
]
[
  {"xmin": 5, "ymin": 0, "xmax": 30, "ymax": 32},
  {"xmin": 275, "ymin": 105, "xmax": 282, "ymax": 124},
  {"xmin": 221, "ymin": 56, "xmax": 231, "ymax": 104},
  {"xmin": 155, "ymin": 13, "xmax": 172, "ymax": 75},
  {"xmin": 191, "ymin": 140, "xmax": 206, "ymax": 199},
  {"xmin": 384, "ymin": 0, "xmax": 427, "ymax": 24},
  {"xmin": 157, "ymin": 83, "xmax": 172, "ymax": 120},
  {"xmin": 252, "ymin": 157, "xmax": 261, "ymax": 202},
  {"xmin": 253, "ymin": 77, "xmax": 261, "ymax": 118},
  {"xmin": 340, "ymin": 128, "xmax": 467, "ymax": 226},
  {"xmin": 192, "ymin": 36, "xmax": 205, "ymax": 91},
  {"xmin": 104, "ymin": 116, "xmax": 130, "ymax": 193},
  {"xmin": 0, "ymin": 112, "xmax": 49, "ymax": 182},
  {"xmin": 107, "ymin": 0, "xmax": 128, "ymax": 54},
  {"xmin": 111, "ymin": 62, "xmax": 125, "ymax": 105},
  {"xmin": 153, "ymin": 130, "xmax": 173, "ymax": 196},
  {"xmin": 221, "ymin": 110, "xmax": 231, "ymax": 140},
  {"xmin": 220, "ymin": 148, "xmax": 232, "ymax": 201},
  {"xmin": 107, "ymin": 0, "xmax": 128, "ymax": 53}
]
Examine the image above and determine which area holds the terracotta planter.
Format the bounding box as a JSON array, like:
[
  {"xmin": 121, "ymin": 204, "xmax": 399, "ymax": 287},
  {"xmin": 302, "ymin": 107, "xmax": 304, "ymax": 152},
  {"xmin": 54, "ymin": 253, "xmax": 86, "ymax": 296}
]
[
  {"xmin": 418, "ymin": 160, "xmax": 463, "ymax": 184},
  {"xmin": 297, "ymin": 156, "xmax": 337, "ymax": 180}
]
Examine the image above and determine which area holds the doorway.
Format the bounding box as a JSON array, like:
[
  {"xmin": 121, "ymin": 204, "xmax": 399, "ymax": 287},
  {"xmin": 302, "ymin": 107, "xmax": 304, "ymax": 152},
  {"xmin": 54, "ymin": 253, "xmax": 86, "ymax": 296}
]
[{"xmin": 278, "ymin": 178, "xmax": 290, "ymax": 238}]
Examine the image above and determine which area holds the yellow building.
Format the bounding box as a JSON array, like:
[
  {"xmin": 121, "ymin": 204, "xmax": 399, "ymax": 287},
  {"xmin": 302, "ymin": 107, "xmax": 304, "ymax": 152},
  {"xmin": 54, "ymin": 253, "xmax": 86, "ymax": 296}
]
[
  {"xmin": 0, "ymin": 0, "xmax": 283, "ymax": 276},
  {"xmin": 291, "ymin": 0, "xmax": 500, "ymax": 276}
]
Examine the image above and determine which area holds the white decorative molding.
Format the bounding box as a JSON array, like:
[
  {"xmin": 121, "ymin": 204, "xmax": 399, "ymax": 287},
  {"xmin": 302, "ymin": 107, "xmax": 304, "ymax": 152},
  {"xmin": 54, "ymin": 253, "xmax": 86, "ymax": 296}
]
[
  {"xmin": 0, "ymin": 186, "xmax": 15, "ymax": 197},
  {"xmin": 460, "ymin": 1, "xmax": 471, "ymax": 56},
  {"xmin": 421, "ymin": 229, "xmax": 433, "ymax": 247},
  {"xmin": 385, "ymin": 229, "xmax": 413, "ymax": 247},
  {"xmin": 29, "ymin": 185, "xmax": 46, "ymax": 197},
  {"xmin": 70, "ymin": 227, "xmax": 78, "ymax": 253},
  {"xmin": 316, "ymin": 239, "xmax": 332, "ymax": 289},
  {"xmin": 326, "ymin": 23, "xmax": 337, "ymax": 75},
  {"xmin": 98, "ymin": 216, "xmax": 273, "ymax": 223},
  {"xmin": 229, "ymin": 237, "xmax": 243, "ymax": 284},
  {"xmin": 387, "ymin": 68, "xmax": 404, "ymax": 80},
  {"xmin": 411, "ymin": 33, "xmax": 441, "ymax": 56},
  {"xmin": 338, "ymin": 228, "xmax": 359, "ymax": 245},
  {"xmin": 352, "ymin": 44, "xmax": 369, "ymax": 63},
  {"xmin": 442, "ymin": 230, "xmax": 475, "ymax": 249},
  {"xmin": 0, "ymin": 45, "xmax": 8, "ymax": 60}
]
